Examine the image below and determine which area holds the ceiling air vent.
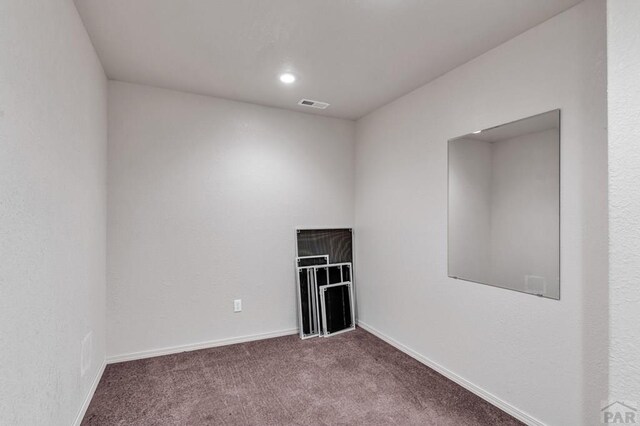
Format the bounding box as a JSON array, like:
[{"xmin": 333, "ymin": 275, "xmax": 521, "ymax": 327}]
[{"xmin": 298, "ymin": 99, "xmax": 330, "ymax": 109}]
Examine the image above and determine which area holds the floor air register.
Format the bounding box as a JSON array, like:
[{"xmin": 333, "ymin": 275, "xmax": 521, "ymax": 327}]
[{"xmin": 296, "ymin": 229, "xmax": 355, "ymax": 339}]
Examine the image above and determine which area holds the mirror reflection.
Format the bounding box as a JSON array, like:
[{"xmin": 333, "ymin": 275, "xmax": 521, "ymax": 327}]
[{"xmin": 448, "ymin": 110, "xmax": 560, "ymax": 299}]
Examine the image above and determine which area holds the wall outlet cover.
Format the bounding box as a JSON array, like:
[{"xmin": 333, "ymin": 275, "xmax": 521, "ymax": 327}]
[
  {"xmin": 234, "ymin": 299, "xmax": 242, "ymax": 312},
  {"xmin": 81, "ymin": 331, "xmax": 92, "ymax": 376}
]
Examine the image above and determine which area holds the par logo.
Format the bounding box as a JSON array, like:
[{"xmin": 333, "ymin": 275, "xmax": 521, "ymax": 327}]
[{"xmin": 602, "ymin": 401, "xmax": 637, "ymax": 424}]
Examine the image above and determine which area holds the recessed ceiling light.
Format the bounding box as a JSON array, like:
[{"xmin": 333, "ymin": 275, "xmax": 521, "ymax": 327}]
[
  {"xmin": 279, "ymin": 73, "xmax": 296, "ymax": 84},
  {"xmin": 472, "ymin": 130, "xmax": 482, "ymax": 134}
]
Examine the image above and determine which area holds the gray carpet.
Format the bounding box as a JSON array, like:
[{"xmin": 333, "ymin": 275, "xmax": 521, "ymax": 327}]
[{"xmin": 82, "ymin": 328, "xmax": 522, "ymax": 425}]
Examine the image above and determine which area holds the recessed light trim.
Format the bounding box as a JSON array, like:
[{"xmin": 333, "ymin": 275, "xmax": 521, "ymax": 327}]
[
  {"xmin": 279, "ymin": 73, "xmax": 296, "ymax": 84},
  {"xmin": 472, "ymin": 130, "xmax": 482, "ymax": 134}
]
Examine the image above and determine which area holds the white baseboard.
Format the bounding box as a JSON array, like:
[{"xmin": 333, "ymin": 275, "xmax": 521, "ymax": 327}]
[
  {"xmin": 107, "ymin": 327, "xmax": 299, "ymax": 364},
  {"xmin": 357, "ymin": 321, "xmax": 544, "ymax": 426},
  {"xmin": 73, "ymin": 358, "xmax": 106, "ymax": 426}
]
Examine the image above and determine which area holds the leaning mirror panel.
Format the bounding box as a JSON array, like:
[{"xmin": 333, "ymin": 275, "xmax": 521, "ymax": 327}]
[{"xmin": 448, "ymin": 110, "xmax": 560, "ymax": 299}]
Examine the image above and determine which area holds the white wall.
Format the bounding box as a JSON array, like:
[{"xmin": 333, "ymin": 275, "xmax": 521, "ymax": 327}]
[
  {"xmin": 107, "ymin": 81, "xmax": 355, "ymax": 358},
  {"xmin": 608, "ymin": 0, "xmax": 640, "ymax": 405},
  {"xmin": 448, "ymin": 138, "xmax": 492, "ymax": 284},
  {"xmin": 490, "ymin": 129, "xmax": 560, "ymax": 298},
  {"xmin": 0, "ymin": 1, "xmax": 107, "ymax": 425},
  {"xmin": 354, "ymin": 1, "xmax": 607, "ymax": 424}
]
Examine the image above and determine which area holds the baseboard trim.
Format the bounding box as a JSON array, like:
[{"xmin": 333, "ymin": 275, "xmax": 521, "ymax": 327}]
[
  {"xmin": 357, "ymin": 321, "xmax": 545, "ymax": 426},
  {"xmin": 107, "ymin": 327, "xmax": 299, "ymax": 364},
  {"xmin": 73, "ymin": 358, "xmax": 106, "ymax": 426}
]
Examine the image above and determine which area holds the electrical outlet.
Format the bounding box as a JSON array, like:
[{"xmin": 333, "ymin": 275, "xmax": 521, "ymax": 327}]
[
  {"xmin": 81, "ymin": 331, "xmax": 92, "ymax": 377},
  {"xmin": 234, "ymin": 299, "xmax": 242, "ymax": 313}
]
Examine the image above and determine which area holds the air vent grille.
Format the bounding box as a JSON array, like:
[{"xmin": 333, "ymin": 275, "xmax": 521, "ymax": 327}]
[{"xmin": 298, "ymin": 99, "xmax": 330, "ymax": 109}]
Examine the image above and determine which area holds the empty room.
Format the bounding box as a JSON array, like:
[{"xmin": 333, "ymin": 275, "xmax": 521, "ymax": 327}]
[{"xmin": 2, "ymin": 0, "xmax": 639, "ymax": 425}]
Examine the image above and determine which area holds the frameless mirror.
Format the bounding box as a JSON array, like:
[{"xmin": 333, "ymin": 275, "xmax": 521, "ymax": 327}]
[{"xmin": 448, "ymin": 110, "xmax": 560, "ymax": 299}]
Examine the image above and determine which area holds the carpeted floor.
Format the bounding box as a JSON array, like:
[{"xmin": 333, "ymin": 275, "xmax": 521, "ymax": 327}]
[{"xmin": 82, "ymin": 328, "xmax": 522, "ymax": 425}]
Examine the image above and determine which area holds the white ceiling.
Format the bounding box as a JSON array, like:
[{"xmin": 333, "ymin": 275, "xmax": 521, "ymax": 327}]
[
  {"xmin": 75, "ymin": 0, "xmax": 581, "ymax": 120},
  {"xmin": 459, "ymin": 110, "xmax": 560, "ymax": 143}
]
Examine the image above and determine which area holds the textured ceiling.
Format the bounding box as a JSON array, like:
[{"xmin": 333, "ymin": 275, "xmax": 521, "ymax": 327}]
[{"xmin": 75, "ymin": 0, "xmax": 582, "ymax": 120}]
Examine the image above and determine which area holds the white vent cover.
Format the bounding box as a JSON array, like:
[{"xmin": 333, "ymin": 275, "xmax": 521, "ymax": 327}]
[{"xmin": 298, "ymin": 99, "xmax": 330, "ymax": 109}]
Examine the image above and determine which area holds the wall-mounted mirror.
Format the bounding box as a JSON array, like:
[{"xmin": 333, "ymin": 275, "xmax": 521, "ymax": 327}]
[{"xmin": 448, "ymin": 110, "xmax": 560, "ymax": 299}]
